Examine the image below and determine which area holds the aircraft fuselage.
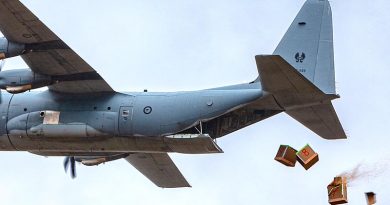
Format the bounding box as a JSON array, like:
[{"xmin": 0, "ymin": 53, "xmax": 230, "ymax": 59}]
[{"xmin": 0, "ymin": 88, "xmax": 262, "ymax": 154}]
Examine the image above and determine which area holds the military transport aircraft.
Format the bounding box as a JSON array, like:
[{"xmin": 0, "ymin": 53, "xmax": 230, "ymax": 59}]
[{"xmin": 0, "ymin": 0, "xmax": 345, "ymax": 188}]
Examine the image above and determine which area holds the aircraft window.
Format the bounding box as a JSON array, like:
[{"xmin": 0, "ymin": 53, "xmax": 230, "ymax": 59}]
[
  {"xmin": 24, "ymin": 108, "xmax": 27, "ymax": 112},
  {"xmin": 93, "ymin": 106, "xmax": 97, "ymax": 110},
  {"xmin": 298, "ymin": 22, "xmax": 306, "ymax": 25},
  {"xmin": 122, "ymin": 110, "xmax": 130, "ymax": 117},
  {"xmin": 40, "ymin": 111, "xmax": 45, "ymax": 117},
  {"xmin": 107, "ymin": 107, "xmax": 111, "ymax": 110}
]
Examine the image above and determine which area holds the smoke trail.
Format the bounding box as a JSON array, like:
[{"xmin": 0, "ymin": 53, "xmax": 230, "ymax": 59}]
[{"xmin": 339, "ymin": 160, "xmax": 389, "ymax": 186}]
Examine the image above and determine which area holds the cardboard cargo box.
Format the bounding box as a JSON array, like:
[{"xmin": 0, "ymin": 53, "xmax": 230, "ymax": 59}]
[
  {"xmin": 327, "ymin": 177, "xmax": 348, "ymax": 205},
  {"xmin": 296, "ymin": 144, "xmax": 319, "ymax": 170},
  {"xmin": 365, "ymin": 192, "xmax": 376, "ymax": 205},
  {"xmin": 274, "ymin": 145, "xmax": 297, "ymax": 167}
]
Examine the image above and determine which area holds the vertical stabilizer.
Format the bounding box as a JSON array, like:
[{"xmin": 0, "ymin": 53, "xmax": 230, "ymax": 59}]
[{"xmin": 273, "ymin": 0, "xmax": 335, "ymax": 94}]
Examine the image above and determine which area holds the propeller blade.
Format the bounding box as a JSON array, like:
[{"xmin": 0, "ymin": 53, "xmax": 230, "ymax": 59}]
[
  {"xmin": 64, "ymin": 156, "xmax": 70, "ymax": 172},
  {"xmin": 0, "ymin": 60, "xmax": 3, "ymax": 104},
  {"xmin": 70, "ymin": 156, "xmax": 76, "ymax": 178},
  {"xmin": 64, "ymin": 156, "xmax": 76, "ymax": 178},
  {"xmin": 0, "ymin": 60, "xmax": 4, "ymax": 71}
]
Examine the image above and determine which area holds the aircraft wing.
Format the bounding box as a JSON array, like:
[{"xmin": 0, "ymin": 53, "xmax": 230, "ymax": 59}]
[
  {"xmin": 0, "ymin": 0, "xmax": 114, "ymax": 93},
  {"xmin": 125, "ymin": 153, "xmax": 191, "ymax": 188}
]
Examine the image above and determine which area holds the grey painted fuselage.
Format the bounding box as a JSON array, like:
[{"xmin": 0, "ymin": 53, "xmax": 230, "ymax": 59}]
[{"xmin": 0, "ymin": 83, "xmax": 267, "ymax": 154}]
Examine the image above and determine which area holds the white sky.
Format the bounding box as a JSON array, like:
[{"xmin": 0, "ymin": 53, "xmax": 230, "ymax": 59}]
[{"xmin": 1, "ymin": 0, "xmax": 390, "ymax": 204}]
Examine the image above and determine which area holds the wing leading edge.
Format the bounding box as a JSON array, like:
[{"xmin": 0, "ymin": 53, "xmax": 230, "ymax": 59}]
[
  {"xmin": 125, "ymin": 153, "xmax": 191, "ymax": 188},
  {"xmin": 0, "ymin": 0, "xmax": 114, "ymax": 93}
]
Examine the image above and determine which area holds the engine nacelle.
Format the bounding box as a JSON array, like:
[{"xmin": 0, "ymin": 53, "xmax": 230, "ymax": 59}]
[
  {"xmin": 0, "ymin": 37, "xmax": 26, "ymax": 60},
  {"xmin": 0, "ymin": 69, "xmax": 52, "ymax": 93},
  {"xmin": 78, "ymin": 153, "xmax": 130, "ymax": 166}
]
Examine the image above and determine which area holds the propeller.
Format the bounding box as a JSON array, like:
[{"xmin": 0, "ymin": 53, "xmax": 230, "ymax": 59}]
[
  {"xmin": 0, "ymin": 60, "xmax": 4, "ymax": 103},
  {"xmin": 0, "ymin": 60, "xmax": 5, "ymax": 71},
  {"xmin": 64, "ymin": 156, "xmax": 77, "ymax": 179}
]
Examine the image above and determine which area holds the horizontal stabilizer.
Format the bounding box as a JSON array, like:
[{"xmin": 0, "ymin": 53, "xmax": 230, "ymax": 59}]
[
  {"xmin": 256, "ymin": 55, "xmax": 319, "ymax": 93},
  {"xmin": 256, "ymin": 55, "xmax": 346, "ymax": 139},
  {"xmin": 125, "ymin": 153, "xmax": 191, "ymax": 188},
  {"xmin": 286, "ymin": 102, "xmax": 346, "ymax": 139}
]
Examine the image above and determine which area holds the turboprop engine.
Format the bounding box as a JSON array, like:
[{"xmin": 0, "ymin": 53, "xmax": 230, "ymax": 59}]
[
  {"xmin": 0, "ymin": 37, "xmax": 56, "ymax": 93},
  {"xmin": 0, "ymin": 37, "xmax": 69, "ymax": 60},
  {"xmin": 0, "ymin": 37, "xmax": 26, "ymax": 59},
  {"xmin": 0, "ymin": 69, "xmax": 52, "ymax": 93},
  {"xmin": 0, "ymin": 37, "xmax": 74, "ymax": 93}
]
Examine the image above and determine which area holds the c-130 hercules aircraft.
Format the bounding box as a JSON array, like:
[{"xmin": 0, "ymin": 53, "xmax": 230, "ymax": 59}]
[{"xmin": 0, "ymin": 0, "xmax": 345, "ymax": 187}]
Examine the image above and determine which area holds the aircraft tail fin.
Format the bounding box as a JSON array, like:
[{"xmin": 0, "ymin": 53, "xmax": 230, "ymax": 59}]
[
  {"xmin": 255, "ymin": 55, "xmax": 346, "ymax": 140},
  {"xmin": 273, "ymin": 0, "xmax": 335, "ymax": 94}
]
